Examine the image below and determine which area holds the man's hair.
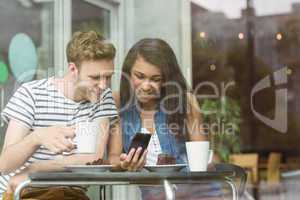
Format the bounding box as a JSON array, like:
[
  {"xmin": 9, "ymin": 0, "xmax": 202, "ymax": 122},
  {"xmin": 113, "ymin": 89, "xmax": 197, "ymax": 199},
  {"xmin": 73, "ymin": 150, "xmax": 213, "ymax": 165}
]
[{"xmin": 66, "ymin": 31, "xmax": 116, "ymax": 68}]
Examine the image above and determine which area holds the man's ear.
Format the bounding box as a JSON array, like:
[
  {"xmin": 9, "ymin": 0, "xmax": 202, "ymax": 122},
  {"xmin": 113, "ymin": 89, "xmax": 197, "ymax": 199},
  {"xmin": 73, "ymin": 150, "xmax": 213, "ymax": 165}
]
[{"xmin": 68, "ymin": 62, "xmax": 79, "ymax": 77}]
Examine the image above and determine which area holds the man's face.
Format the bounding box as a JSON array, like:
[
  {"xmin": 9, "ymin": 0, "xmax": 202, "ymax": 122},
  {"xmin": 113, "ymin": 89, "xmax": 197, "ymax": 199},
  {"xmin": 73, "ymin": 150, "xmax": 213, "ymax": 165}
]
[{"xmin": 74, "ymin": 59, "xmax": 114, "ymax": 103}]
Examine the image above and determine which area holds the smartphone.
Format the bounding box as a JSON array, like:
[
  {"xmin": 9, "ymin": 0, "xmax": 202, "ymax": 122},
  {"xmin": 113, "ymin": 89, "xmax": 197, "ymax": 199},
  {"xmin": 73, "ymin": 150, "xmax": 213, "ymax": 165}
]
[{"xmin": 128, "ymin": 133, "xmax": 151, "ymax": 157}]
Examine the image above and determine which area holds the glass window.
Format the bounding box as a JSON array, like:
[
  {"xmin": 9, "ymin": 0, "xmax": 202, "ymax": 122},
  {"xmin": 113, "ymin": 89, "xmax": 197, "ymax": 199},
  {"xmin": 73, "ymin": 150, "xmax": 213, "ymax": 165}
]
[
  {"xmin": 0, "ymin": 0, "xmax": 54, "ymax": 147},
  {"xmin": 72, "ymin": 0, "xmax": 111, "ymax": 39},
  {"xmin": 192, "ymin": 0, "xmax": 300, "ymax": 151}
]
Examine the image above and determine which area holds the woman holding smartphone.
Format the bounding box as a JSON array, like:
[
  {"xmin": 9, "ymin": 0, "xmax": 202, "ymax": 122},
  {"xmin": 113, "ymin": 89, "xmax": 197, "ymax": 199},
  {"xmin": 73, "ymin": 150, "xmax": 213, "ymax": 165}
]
[
  {"xmin": 114, "ymin": 38, "xmax": 207, "ymax": 171},
  {"xmin": 113, "ymin": 39, "xmax": 221, "ymax": 199},
  {"xmin": 114, "ymin": 38, "xmax": 222, "ymax": 199}
]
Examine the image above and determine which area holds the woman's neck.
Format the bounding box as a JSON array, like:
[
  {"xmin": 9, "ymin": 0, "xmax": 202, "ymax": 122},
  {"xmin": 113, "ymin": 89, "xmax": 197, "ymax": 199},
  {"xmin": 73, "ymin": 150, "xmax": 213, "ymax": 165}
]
[{"xmin": 139, "ymin": 100, "xmax": 158, "ymax": 111}]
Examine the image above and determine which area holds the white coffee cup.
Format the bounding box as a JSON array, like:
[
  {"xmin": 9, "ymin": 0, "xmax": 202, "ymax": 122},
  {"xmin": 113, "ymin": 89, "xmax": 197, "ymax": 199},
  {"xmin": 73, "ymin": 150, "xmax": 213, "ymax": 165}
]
[
  {"xmin": 185, "ymin": 141, "xmax": 213, "ymax": 172},
  {"xmin": 73, "ymin": 120, "xmax": 100, "ymax": 153}
]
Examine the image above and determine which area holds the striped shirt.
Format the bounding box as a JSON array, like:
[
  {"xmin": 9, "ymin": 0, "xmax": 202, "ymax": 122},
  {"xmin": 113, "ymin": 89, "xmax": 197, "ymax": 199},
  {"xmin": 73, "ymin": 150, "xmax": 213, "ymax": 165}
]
[{"xmin": 0, "ymin": 77, "xmax": 118, "ymax": 197}]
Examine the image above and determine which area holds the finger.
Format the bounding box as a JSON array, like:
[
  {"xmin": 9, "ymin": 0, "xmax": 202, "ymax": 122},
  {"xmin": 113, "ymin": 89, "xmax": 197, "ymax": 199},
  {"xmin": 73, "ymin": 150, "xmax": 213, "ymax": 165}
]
[
  {"xmin": 130, "ymin": 147, "xmax": 142, "ymax": 168},
  {"xmin": 53, "ymin": 142, "xmax": 67, "ymax": 153},
  {"xmin": 6, "ymin": 184, "xmax": 13, "ymax": 194},
  {"xmin": 121, "ymin": 149, "xmax": 135, "ymax": 169},
  {"xmin": 61, "ymin": 128, "xmax": 76, "ymax": 138},
  {"xmin": 136, "ymin": 150, "xmax": 148, "ymax": 170},
  {"xmin": 47, "ymin": 144, "xmax": 61, "ymax": 154},
  {"xmin": 120, "ymin": 153, "xmax": 127, "ymax": 161},
  {"xmin": 68, "ymin": 126, "xmax": 76, "ymax": 130},
  {"xmin": 125, "ymin": 148, "xmax": 136, "ymax": 163},
  {"xmin": 60, "ymin": 138, "xmax": 76, "ymax": 151}
]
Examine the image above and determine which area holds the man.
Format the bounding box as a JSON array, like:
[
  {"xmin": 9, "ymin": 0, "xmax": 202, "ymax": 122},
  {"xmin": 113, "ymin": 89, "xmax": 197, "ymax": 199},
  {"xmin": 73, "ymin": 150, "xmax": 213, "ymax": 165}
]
[{"xmin": 0, "ymin": 31, "xmax": 123, "ymax": 199}]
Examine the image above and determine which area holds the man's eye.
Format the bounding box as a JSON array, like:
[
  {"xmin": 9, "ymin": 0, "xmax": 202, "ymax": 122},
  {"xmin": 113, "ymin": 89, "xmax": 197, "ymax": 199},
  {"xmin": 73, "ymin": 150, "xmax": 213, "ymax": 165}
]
[
  {"xmin": 91, "ymin": 77, "xmax": 99, "ymax": 80},
  {"xmin": 152, "ymin": 78, "xmax": 162, "ymax": 82}
]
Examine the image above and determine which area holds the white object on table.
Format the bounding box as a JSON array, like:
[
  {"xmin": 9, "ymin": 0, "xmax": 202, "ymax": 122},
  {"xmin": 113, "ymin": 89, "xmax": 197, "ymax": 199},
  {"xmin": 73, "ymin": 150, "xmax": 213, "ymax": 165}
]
[{"xmin": 186, "ymin": 141, "xmax": 213, "ymax": 172}]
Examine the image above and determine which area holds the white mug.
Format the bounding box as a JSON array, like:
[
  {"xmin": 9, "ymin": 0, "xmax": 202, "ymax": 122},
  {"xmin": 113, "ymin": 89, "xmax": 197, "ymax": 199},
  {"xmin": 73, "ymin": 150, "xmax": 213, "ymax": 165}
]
[
  {"xmin": 185, "ymin": 141, "xmax": 213, "ymax": 172},
  {"xmin": 73, "ymin": 120, "xmax": 100, "ymax": 154}
]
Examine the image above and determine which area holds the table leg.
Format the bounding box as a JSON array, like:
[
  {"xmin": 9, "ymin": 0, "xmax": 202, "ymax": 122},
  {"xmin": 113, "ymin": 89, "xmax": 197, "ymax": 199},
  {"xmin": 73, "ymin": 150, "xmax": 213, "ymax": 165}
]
[
  {"xmin": 14, "ymin": 179, "xmax": 31, "ymax": 200},
  {"xmin": 163, "ymin": 180, "xmax": 175, "ymax": 200},
  {"xmin": 226, "ymin": 180, "xmax": 238, "ymax": 200}
]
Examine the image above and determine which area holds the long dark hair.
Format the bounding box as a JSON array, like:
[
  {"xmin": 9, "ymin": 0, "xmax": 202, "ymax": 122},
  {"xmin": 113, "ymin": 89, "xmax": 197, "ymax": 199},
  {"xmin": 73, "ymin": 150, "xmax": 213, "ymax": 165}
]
[{"xmin": 120, "ymin": 38, "xmax": 189, "ymax": 138}]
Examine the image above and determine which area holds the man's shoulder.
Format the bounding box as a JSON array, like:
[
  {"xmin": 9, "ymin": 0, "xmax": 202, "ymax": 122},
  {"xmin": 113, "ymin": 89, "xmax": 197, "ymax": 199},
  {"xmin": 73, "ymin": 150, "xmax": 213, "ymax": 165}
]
[{"xmin": 22, "ymin": 78, "xmax": 49, "ymax": 90}]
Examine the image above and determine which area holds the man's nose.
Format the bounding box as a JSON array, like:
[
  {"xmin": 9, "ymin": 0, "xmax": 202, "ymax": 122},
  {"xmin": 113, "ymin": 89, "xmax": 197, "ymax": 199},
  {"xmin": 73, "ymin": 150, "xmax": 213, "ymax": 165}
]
[{"xmin": 98, "ymin": 78, "xmax": 108, "ymax": 90}]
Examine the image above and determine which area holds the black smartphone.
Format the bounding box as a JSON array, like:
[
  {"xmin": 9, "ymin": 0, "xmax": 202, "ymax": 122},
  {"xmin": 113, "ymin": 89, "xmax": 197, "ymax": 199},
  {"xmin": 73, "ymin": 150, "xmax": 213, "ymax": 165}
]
[{"xmin": 128, "ymin": 133, "xmax": 151, "ymax": 157}]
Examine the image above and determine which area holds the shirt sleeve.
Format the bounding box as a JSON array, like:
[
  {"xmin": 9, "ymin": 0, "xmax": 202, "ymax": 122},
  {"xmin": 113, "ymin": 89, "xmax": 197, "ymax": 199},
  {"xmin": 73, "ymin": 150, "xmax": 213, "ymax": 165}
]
[
  {"xmin": 90, "ymin": 88, "xmax": 119, "ymax": 122},
  {"xmin": 1, "ymin": 84, "xmax": 35, "ymax": 129}
]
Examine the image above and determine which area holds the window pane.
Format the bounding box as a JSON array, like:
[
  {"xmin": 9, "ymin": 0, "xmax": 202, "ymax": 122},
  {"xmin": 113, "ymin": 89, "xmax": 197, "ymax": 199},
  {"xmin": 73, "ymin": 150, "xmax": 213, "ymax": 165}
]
[
  {"xmin": 72, "ymin": 0, "xmax": 111, "ymax": 39},
  {"xmin": 192, "ymin": 0, "xmax": 300, "ymax": 152},
  {"xmin": 0, "ymin": 0, "xmax": 54, "ymax": 147}
]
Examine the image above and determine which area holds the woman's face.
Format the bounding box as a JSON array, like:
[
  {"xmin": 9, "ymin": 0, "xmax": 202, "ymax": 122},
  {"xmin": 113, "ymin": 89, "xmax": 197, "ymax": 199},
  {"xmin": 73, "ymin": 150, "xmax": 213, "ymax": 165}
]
[{"xmin": 130, "ymin": 56, "xmax": 163, "ymax": 104}]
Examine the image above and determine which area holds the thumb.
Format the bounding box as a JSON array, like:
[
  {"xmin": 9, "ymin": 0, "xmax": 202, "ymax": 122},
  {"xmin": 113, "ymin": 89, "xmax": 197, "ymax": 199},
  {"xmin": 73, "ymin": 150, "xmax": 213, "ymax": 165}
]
[
  {"xmin": 6, "ymin": 185, "xmax": 13, "ymax": 195},
  {"xmin": 120, "ymin": 153, "xmax": 127, "ymax": 161}
]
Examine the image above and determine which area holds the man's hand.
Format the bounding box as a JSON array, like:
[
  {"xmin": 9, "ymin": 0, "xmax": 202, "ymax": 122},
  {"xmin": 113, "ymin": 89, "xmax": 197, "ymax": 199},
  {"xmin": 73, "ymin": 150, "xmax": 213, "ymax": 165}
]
[
  {"xmin": 119, "ymin": 147, "xmax": 147, "ymax": 171},
  {"xmin": 6, "ymin": 172, "xmax": 29, "ymax": 194},
  {"xmin": 33, "ymin": 126, "xmax": 76, "ymax": 154}
]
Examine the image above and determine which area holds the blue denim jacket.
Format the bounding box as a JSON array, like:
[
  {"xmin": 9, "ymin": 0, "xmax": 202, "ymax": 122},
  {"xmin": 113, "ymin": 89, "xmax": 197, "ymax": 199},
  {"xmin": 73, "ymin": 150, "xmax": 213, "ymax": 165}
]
[{"xmin": 120, "ymin": 104, "xmax": 186, "ymax": 164}]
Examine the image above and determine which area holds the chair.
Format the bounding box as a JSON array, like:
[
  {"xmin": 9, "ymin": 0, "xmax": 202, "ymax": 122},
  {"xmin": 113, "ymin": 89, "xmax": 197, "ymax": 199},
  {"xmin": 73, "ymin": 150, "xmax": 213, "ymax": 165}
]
[
  {"xmin": 215, "ymin": 163, "xmax": 247, "ymax": 197},
  {"xmin": 229, "ymin": 153, "xmax": 259, "ymax": 185},
  {"xmin": 229, "ymin": 153, "xmax": 259, "ymax": 200},
  {"xmin": 266, "ymin": 152, "xmax": 282, "ymax": 184}
]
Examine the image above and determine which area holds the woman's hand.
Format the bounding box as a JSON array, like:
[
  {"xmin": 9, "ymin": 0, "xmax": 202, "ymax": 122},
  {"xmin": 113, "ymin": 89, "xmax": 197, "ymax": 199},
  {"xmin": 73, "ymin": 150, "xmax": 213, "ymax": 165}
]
[{"xmin": 119, "ymin": 147, "xmax": 147, "ymax": 171}]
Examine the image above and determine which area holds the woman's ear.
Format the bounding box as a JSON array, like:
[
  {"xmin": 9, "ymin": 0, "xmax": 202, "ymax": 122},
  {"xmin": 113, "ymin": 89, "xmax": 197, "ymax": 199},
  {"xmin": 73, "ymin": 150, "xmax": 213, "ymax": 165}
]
[{"xmin": 68, "ymin": 62, "xmax": 79, "ymax": 78}]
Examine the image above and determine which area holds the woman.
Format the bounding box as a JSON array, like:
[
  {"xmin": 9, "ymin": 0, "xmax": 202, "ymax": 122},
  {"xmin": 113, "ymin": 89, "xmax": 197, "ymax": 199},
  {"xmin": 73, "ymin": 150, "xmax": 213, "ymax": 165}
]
[
  {"xmin": 114, "ymin": 39, "xmax": 222, "ymax": 199},
  {"xmin": 114, "ymin": 38, "xmax": 206, "ymax": 168}
]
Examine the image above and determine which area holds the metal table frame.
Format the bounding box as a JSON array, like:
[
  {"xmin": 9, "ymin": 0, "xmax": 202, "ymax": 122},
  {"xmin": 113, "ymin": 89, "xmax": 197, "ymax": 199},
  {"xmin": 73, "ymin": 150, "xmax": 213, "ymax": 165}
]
[{"xmin": 14, "ymin": 171, "xmax": 239, "ymax": 200}]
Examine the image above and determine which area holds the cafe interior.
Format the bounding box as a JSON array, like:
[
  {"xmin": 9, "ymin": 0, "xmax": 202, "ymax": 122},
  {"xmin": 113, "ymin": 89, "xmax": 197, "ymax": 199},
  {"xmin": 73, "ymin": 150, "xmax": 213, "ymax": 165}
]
[{"xmin": 0, "ymin": 0, "xmax": 300, "ymax": 199}]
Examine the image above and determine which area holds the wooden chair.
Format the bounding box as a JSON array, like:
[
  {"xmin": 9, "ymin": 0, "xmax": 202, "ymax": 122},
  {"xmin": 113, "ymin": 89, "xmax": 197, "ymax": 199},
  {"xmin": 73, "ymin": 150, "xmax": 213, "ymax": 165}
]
[
  {"xmin": 266, "ymin": 152, "xmax": 282, "ymax": 184},
  {"xmin": 229, "ymin": 153, "xmax": 259, "ymax": 185},
  {"xmin": 229, "ymin": 153, "xmax": 259, "ymax": 199}
]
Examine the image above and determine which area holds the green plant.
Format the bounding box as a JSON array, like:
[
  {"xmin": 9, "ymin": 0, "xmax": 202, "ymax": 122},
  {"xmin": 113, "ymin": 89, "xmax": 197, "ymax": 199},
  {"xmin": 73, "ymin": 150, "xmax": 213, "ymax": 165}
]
[{"xmin": 201, "ymin": 97, "xmax": 241, "ymax": 162}]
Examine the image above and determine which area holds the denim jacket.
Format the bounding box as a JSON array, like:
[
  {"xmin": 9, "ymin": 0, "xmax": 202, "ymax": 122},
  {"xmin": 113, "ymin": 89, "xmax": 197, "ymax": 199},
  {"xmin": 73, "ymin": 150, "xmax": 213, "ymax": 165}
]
[{"xmin": 120, "ymin": 104, "xmax": 186, "ymax": 164}]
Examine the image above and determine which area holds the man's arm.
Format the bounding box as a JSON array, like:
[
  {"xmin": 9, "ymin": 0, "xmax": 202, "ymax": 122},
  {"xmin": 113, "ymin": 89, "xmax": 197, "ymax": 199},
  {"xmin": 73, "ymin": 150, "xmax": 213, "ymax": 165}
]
[
  {"xmin": 6, "ymin": 154, "xmax": 99, "ymax": 194},
  {"xmin": 0, "ymin": 120, "xmax": 39, "ymax": 173},
  {"xmin": 17, "ymin": 118, "xmax": 115, "ymax": 172},
  {"xmin": 0, "ymin": 120, "xmax": 76, "ymax": 173}
]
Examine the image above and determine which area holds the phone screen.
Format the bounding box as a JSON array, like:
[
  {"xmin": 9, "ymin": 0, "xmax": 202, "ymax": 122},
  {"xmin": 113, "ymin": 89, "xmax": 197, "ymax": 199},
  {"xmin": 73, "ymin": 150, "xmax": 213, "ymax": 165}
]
[{"xmin": 128, "ymin": 133, "xmax": 151, "ymax": 156}]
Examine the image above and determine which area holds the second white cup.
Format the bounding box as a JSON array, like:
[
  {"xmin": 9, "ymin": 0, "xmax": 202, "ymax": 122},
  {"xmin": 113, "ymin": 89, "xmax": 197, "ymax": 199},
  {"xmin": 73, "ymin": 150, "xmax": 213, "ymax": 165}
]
[{"xmin": 185, "ymin": 141, "xmax": 213, "ymax": 172}]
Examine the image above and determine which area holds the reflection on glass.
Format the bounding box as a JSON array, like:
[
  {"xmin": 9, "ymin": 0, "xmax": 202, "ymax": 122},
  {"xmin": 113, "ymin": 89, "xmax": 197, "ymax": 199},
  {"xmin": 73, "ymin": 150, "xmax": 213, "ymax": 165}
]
[
  {"xmin": 191, "ymin": 1, "xmax": 300, "ymax": 198},
  {"xmin": 0, "ymin": 0, "xmax": 54, "ymax": 146},
  {"xmin": 72, "ymin": 0, "xmax": 110, "ymax": 39},
  {"xmin": 192, "ymin": 0, "xmax": 300, "ymax": 149}
]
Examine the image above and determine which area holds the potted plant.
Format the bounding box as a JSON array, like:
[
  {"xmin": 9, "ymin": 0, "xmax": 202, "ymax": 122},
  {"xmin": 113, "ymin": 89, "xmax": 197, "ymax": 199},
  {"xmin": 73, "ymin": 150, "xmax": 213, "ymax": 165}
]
[{"xmin": 200, "ymin": 97, "xmax": 242, "ymax": 162}]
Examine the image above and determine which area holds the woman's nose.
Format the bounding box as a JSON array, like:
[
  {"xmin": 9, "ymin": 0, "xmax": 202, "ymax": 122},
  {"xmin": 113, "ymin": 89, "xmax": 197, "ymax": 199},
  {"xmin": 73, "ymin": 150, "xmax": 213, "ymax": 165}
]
[{"xmin": 141, "ymin": 80, "xmax": 152, "ymax": 91}]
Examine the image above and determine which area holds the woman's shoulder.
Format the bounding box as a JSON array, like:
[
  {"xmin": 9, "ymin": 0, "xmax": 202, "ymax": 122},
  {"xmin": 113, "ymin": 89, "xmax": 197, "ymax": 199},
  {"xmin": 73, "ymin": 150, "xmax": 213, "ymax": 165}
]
[{"xmin": 112, "ymin": 91, "xmax": 121, "ymax": 109}]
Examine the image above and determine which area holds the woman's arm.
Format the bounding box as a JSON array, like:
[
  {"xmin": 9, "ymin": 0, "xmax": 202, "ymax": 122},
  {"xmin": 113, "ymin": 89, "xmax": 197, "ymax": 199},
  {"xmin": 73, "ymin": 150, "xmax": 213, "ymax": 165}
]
[
  {"xmin": 186, "ymin": 93, "xmax": 207, "ymax": 141},
  {"xmin": 107, "ymin": 117, "xmax": 123, "ymax": 165},
  {"xmin": 112, "ymin": 91, "xmax": 120, "ymax": 109}
]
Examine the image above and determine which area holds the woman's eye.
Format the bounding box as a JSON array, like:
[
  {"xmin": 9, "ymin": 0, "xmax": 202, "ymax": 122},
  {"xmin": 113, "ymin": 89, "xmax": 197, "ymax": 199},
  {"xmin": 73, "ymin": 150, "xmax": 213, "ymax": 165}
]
[{"xmin": 135, "ymin": 73, "xmax": 144, "ymax": 79}]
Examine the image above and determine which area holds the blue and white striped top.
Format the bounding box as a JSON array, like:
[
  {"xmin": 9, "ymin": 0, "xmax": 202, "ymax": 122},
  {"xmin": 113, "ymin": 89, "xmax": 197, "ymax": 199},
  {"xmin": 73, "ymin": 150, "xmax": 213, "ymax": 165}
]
[{"xmin": 0, "ymin": 77, "xmax": 118, "ymax": 197}]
